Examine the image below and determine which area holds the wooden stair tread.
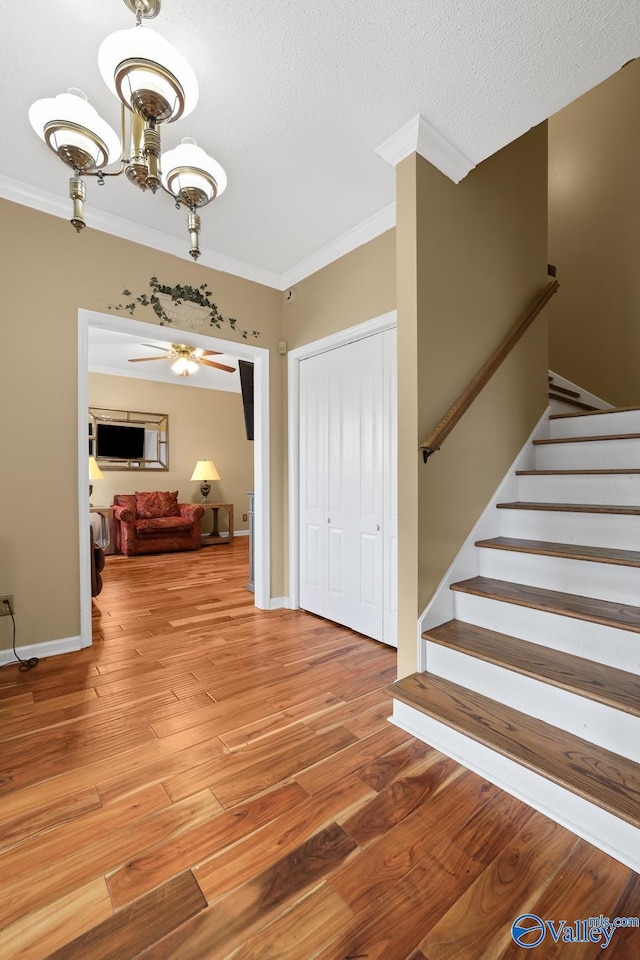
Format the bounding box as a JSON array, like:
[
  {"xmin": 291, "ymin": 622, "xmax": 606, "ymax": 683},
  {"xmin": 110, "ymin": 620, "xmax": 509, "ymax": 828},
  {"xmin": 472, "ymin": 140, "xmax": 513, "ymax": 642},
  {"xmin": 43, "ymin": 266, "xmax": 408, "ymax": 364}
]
[
  {"xmin": 516, "ymin": 468, "xmax": 640, "ymax": 475},
  {"xmin": 423, "ymin": 619, "xmax": 640, "ymax": 717},
  {"xmin": 550, "ymin": 405, "xmax": 640, "ymax": 420},
  {"xmin": 475, "ymin": 536, "xmax": 640, "ymax": 568},
  {"xmin": 387, "ymin": 673, "xmax": 640, "ymax": 828},
  {"xmin": 497, "ymin": 501, "xmax": 640, "ymax": 515},
  {"xmin": 534, "ymin": 433, "xmax": 640, "ymax": 445},
  {"xmin": 549, "ymin": 393, "xmax": 597, "ymax": 411},
  {"xmin": 451, "ymin": 576, "xmax": 640, "ymax": 634}
]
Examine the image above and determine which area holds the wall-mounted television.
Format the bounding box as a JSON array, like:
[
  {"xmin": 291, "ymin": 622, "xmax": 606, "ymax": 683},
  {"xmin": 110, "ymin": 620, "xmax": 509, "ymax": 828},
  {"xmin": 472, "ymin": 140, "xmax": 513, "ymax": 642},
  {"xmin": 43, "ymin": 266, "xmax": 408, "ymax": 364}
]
[
  {"xmin": 96, "ymin": 423, "xmax": 145, "ymax": 460},
  {"xmin": 239, "ymin": 360, "xmax": 254, "ymax": 441}
]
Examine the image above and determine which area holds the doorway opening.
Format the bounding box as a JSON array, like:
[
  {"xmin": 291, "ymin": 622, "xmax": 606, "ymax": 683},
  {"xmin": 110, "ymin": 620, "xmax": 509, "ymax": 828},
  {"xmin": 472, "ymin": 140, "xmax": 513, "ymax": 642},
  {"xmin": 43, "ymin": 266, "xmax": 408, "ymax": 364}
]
[{"xmin": 77, "ymin": 308, "xmax": 271, "ymax": 647}]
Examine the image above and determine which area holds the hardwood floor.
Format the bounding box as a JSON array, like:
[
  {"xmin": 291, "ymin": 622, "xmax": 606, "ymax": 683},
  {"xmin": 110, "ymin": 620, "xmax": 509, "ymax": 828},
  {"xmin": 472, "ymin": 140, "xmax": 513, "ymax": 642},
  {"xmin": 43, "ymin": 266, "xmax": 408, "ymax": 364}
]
[{"xmin": 0, "ymin": 539, "xmax": 637, "ymax": 959}]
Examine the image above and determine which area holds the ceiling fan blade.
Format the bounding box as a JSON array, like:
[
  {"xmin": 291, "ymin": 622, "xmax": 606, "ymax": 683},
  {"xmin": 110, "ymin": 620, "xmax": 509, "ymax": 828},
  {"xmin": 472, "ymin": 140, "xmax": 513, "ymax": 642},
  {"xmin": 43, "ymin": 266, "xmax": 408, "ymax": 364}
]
[
  {"xmin": 199, "ymin": 350, "xmax": 223, "ymax": 357},
  {"xmin": 128, "ymin": 356, "xmax": 169, "ymax": 362},
  {"xmin": 140, "ymin": 343, "xmax": 169, "ymax": 352},
  {"xmin": 198, "ymin": 358, "xmax": 237, "ymax": 373}
]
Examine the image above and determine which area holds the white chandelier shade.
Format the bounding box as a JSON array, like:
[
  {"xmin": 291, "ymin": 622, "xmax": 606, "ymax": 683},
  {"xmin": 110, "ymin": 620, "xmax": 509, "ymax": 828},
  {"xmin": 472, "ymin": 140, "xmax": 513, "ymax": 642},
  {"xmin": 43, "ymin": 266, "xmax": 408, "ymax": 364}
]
[
  {"xmin": 161, "ymin": 138, "xmax": 228, "ymax": 204},
  {"xmin": 28, "ymin": 90, "xmax": 121, "ymax": 171},
  {"xmin": 98, "ymin": 27, "xmax": 199, "ymax": 123}
]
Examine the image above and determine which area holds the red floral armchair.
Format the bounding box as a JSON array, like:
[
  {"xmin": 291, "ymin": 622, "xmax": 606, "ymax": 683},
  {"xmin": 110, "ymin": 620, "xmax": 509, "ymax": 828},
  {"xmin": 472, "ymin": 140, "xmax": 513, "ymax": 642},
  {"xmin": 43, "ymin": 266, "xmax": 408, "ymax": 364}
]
[{"xmin": 112, "ymin": 491, "xmax": 204, "ymax": 556}]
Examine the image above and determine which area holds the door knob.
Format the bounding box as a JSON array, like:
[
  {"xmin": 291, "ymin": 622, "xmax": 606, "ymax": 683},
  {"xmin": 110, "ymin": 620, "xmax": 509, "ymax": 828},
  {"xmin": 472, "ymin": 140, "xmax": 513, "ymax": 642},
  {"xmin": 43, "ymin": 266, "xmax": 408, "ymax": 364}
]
[
  {"xmin": 375, "ymin": 523, "xmax": 380, "ymax": 531},
  {"xmin": 326, "ymin": 517, "xmax": 331, "ymax": 523}
]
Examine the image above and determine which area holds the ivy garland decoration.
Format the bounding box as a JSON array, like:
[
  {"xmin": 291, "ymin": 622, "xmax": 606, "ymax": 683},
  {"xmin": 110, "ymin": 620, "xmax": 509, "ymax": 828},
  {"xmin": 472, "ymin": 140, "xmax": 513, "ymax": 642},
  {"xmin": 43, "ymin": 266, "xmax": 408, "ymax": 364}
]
[{"xmin": 108, "ymin": 276, "xmax": 259, "ymax": 339}]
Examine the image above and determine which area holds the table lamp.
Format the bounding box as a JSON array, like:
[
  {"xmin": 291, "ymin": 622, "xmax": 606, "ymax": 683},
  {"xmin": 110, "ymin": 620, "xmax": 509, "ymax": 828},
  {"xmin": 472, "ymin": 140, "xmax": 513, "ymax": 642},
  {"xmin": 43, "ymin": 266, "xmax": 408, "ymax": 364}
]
[
  {"xmin": 190, "ymin": 459, "xmax": 220, "ymax": 502},
  {"xmin": 89, "ymin": 456, "xmax": 104, "ymax": 505}
]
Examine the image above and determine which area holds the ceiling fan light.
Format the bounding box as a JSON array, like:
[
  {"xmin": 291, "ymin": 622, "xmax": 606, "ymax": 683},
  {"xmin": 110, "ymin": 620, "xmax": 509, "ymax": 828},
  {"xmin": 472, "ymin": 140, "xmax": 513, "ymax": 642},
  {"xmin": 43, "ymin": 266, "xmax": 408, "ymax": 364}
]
[
  {"xmin": 98, "ymin": 27, "xmax": 198, "ymax": 122},
  {"xmin": 171, "ymin": 356, "xmax": 199, "ymax": 376},
  {"xmin": 161, "ymin": 138, "xmax": 227, "ymax": 206},
  {"xmin": 29, "ymin": 90, "xmax": 120, "ymax": 170}
]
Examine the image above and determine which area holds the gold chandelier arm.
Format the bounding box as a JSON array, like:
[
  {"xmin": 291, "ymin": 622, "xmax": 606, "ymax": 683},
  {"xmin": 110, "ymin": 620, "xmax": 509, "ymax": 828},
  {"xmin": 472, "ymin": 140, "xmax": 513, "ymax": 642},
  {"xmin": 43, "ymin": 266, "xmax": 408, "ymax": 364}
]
[
  {"xmin": 158, "ymin": 179, "xmax": 180, "ymax": 204},
  {"xmin": 86, "ymin": 103, "xmax": 128, "ymax": 179}
]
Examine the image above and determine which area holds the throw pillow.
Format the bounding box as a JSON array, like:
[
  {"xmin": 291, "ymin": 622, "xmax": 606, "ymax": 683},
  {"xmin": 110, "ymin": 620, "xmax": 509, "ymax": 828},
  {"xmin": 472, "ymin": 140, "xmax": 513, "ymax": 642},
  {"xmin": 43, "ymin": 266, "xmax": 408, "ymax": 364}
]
[{"xmin": 135, "ymin": 490, "xmax": 180, "ymax": 519}]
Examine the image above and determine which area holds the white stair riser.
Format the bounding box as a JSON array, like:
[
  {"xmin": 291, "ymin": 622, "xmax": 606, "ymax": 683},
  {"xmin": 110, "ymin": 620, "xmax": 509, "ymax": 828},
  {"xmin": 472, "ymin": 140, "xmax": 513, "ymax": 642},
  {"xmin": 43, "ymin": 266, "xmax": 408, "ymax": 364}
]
[
  {"xmin": 550, "ymin": 410, "xmax": 640, "ymax": 439},
  {"xmin": 425, "ymin": 642, "xmax": 640, "ymax": 763},
  {"xmin": 517, "ymin": 473, "xmax": 640, "ymax": 505},
  {"xmin": 392, "ymin": 701, "xmax": 640, "ymax": 874},
  {"xmin": 453, "ymin": 592, "xmax": 640, "ymax": 674},
  {"xmin": 498, "ymin": 507, "xmax": 640, "ymax": 550},
  {"xmin": 535, "ymin": 437, "xmax": 640, "ymax": 470},
  {"xmin": 477, "ymin": 549, "xmax": 640, "ymax": 605}
]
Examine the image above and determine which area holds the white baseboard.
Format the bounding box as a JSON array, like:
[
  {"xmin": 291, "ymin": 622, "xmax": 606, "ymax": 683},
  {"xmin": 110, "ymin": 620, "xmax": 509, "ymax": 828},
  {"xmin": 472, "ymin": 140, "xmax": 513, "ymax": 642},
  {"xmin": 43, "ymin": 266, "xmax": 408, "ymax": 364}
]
[
  {"xmin": 269, "ymin": 597, "xmax": 290, "ymax": 610},
  {"xmin": 233, "ymin": 529, "xmax": 250, "ymax": 537},
  {"xmin": 390, "ymin": 701, "xmax": 640, "ymax": 874},
  {"xmin": 0, "ymin": 634, "xmax": 83, "ymax": 667}
]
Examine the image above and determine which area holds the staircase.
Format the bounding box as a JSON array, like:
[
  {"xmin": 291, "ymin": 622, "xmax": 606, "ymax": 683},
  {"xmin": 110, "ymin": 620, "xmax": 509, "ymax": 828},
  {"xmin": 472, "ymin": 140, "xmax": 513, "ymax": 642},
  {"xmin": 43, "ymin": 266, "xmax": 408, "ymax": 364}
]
[{"xmin": 389, "ymin": 404, "xmax": 640, "ymax": 871}]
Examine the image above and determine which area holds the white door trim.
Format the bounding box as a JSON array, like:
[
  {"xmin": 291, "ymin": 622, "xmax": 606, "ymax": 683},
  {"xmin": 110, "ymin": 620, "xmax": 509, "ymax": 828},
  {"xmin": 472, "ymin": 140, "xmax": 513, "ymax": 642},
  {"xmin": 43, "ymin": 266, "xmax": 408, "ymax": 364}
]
[
  {"xmin": 287, "ymin": 310, "xmax": 397, "ymax": 611},
  {"xmin": 78, "ymin": 309, "xmax": 271, "ymax": 648}
]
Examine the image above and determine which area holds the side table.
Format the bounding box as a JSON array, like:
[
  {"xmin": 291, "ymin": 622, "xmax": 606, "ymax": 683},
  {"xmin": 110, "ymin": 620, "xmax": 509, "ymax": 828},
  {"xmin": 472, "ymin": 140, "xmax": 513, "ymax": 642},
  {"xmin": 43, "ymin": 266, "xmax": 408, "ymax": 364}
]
[
  {"xmin": 200, "ymin": 502, "xmax": 234, "ymax": 546},
  {"xmin": 90, "ymin": 506, "xmax": 115, "ymax": 555}
]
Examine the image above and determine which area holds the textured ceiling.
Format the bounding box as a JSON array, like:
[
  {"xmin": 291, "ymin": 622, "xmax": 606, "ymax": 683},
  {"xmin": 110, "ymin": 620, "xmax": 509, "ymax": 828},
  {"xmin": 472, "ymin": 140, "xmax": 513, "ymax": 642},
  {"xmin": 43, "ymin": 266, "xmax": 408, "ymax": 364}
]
[{"xmin": 2, "ymin": 0, "xmax": 639, "ymax": 286}]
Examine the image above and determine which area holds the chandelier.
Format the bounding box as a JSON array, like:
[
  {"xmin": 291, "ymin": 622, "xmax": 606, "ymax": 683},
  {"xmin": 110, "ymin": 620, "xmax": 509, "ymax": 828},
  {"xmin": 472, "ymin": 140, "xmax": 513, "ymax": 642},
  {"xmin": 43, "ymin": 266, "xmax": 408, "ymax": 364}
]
[{"xmin": 28, "ymin": 0, "xmax": 226, "ymax": 261}]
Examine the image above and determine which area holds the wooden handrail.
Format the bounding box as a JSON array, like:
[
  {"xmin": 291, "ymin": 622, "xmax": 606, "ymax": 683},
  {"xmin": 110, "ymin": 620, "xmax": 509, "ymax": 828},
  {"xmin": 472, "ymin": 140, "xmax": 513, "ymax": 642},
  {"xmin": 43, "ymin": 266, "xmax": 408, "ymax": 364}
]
[{"xmin": 421, "ymin": 279, "xmax": 560, "ymax": 462}]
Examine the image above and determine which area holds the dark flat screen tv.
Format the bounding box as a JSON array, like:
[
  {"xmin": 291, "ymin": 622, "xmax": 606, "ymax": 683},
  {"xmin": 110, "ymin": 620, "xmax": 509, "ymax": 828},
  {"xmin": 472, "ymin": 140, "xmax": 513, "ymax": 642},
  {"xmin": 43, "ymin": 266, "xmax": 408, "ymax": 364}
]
[
  {"xmin": 239, "ymin": 360, "xmax": 254, "ymax": 441},
  {"xmin": 96, "ymin": 423, "xmax": 145, "ymax": 460}
]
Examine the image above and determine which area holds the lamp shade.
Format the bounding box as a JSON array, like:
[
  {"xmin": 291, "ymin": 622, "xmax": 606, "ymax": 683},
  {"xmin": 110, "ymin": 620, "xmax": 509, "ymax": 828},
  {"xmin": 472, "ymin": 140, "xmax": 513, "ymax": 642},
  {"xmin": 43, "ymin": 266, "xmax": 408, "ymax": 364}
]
[
  {"xmin": 161, "ymin": 138, "xmax": 227, "ymax": 206},
  {"xmin": 89, "ymin": 456, "xmax": 104, "ymax": 480},
  {"xmin": 98, "ymin": 27, "xmax": 198, "ymax": 122},
  {"xmin": 29, "ymin": 90, "xmax": 120, "ymax": 171},
  {"xmin": 191, "ymin": 460, "xmax": 220, "ymax": 482}
]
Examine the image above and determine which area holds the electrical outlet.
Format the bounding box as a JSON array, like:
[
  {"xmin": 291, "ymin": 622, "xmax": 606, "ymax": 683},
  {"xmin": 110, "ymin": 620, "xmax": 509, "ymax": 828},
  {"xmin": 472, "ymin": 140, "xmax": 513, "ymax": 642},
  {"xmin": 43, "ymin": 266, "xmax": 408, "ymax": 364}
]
[
  {"xmin": 0, "ymin": 595, "xmax": 14, "ymax": 617},
  {"xmin": 242, "ymin": 514, "xmax": 248, "ymax": 522}
]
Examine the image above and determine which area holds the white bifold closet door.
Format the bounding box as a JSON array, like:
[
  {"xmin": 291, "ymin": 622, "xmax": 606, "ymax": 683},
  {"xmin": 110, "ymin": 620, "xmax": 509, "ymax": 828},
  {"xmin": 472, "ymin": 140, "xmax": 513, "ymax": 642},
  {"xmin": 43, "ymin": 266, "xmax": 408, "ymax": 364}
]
[{"xmin": 299, "ymin": 328, "xmax": 397, "ymax": 646}]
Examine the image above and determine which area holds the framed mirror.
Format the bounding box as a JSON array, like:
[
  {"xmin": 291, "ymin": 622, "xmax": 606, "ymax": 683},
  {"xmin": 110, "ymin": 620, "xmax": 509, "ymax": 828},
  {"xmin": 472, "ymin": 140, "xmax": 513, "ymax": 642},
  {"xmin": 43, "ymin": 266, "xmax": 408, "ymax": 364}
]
[{"xmin": 89, "ymin": 407, "xmax": 169, "ymax": 471}]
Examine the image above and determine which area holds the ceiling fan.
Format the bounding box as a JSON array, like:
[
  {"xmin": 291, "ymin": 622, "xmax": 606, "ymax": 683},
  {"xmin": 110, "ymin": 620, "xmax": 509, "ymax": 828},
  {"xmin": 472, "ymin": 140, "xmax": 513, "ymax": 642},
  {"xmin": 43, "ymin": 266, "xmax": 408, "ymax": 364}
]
[{"xmin": 128, "ymin": 343, "xmax": 236, "ymax": 377}]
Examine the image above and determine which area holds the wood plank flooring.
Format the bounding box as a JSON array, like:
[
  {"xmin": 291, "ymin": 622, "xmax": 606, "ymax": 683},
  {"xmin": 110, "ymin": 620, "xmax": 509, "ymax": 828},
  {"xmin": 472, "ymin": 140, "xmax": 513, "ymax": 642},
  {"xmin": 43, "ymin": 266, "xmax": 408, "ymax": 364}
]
[{"xmin": 0, "ymin": 539, "xmax": 637, "ymax": 959}]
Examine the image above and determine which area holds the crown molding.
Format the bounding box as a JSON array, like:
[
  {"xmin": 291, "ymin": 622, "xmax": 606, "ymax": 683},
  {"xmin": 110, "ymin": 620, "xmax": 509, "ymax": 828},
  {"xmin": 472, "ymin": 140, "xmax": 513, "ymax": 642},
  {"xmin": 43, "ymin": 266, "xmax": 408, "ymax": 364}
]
[
  {"xmin": 375, "ymin": 113, "xmax": 475, "ymax": 184},
  {"xmin": 279, "ymin": 202, "xmax": 396, "ymax": 290},
  {"xmin": 0, "ymin": 175, "xmax": 397, "ymax": 291},
  {"xmin": 0, "ymin": 175, "xmax": 283, "ymax": 289}
]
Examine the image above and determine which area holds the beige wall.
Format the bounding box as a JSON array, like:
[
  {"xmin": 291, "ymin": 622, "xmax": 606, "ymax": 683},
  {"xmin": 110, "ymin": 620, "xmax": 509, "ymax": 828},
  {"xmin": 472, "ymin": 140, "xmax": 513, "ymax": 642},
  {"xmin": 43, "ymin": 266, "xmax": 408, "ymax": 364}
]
[
  {"xmin": 89, "ymin": 373, "xmax": 253, "ymax": 531},
  {"xmin": 548, "ymin": 61, "xmax": 640, "ymax": 405},
  {"xmin": 396, "ymin": 127, "xmax": 549, "ymax": 677},
  {"xmin": 282, "ymin": 230, "xmax": 396, "ymax": 350},
  {"xmin": 0, "ymin": 199, "xmax": 282, "ymax": 652}
]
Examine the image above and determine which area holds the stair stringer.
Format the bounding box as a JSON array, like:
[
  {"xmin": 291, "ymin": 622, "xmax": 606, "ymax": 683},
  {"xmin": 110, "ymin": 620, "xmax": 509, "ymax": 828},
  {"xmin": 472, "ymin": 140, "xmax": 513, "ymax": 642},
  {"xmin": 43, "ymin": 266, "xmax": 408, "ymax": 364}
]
[
  {"xmin": 390, "ymin": 700, "xmax": 640, "ymax": 874},
  {"xmin": 547, "ymin": 369, "xmax": 613, "ymax": 415},
  {"xmin": 417, "ymin": 406, "xmax": 551, "ymax": 672}
]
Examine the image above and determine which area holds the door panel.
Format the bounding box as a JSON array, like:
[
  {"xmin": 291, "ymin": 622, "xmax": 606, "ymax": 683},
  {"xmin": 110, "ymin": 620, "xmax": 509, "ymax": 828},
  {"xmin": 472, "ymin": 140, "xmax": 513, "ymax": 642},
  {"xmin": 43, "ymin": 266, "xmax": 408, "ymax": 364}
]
[
  {"xmin": 299, "ymin": 329, "xmax": 395, "ymax": 646},
  {"xmin": 299, "ymin": 354, "xmax": 326, "ymax": 617},
  {"xmin": 349, "ymin": 334, "xmax": 383, "ymax": 640}
]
